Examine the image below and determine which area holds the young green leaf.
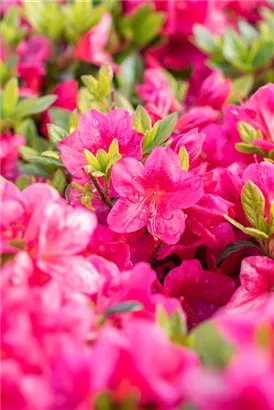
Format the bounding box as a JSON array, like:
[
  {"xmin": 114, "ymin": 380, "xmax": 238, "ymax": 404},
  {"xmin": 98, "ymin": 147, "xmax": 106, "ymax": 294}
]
[
  {"xmin": 48, "ymin": 124, "xmax": 69, "ymax": 145},
  {"xmin": 224, "ymin": 215, "xmax": 269, "ymax": 239},
  {"xmin": 241, "ymin": 180, "xmax": 267, "ymax": 231},
  {"xmin": 193, "ymin": 24, "xmax": 216, "ymax": 53},
  {"xmin": 238, "ymin": 121, "xmax": 262, "ymax": 143},
  {"xmin": 133, "ymin": 105, "xmax": 151, "ymax": 134},
  {"xmin": 3, "ymin": 77, "xmax": 18, "ymax": 116},
  {"xmin": 152, "ymin": 112, "xmax": 178, "ymax": 148}
]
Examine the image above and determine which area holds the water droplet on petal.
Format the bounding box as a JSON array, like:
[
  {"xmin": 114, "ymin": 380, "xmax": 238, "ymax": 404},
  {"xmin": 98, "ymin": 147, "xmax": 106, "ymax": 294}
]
[{"xmin": 92, "ymin": 118, "xmax": 99, "ymax": 128}]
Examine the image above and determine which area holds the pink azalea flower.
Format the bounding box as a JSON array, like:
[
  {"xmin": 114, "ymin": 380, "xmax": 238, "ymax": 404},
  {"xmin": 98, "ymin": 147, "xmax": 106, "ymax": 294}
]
[
  {"xmin": 17, "ymin": 35, "xmax": 50, "ymax": 94},
  {"xmin": 177, "ymin": 106, "xmax": 219, "ymax": 134},
  {"xmin": 1, "ymin": 180, "xmax": 100, "ymax": 294},
  {"xmin": 170, "ymin": 128, "xmax": 206, "ymax": 167},
  {"xmin": 90, "ymin": 318, "xmax": 198, "ymax": 408},
  {"xmin": 59, "ymin": 108, "xmax": 143, "ymax": 181},
  {"xmin": 136, "ymin": 68, "xmax": 181, "ymax": 120},
  {"xmin": 96, "ymin": 261, "xmax": 180, "ymax": 319},
  {"xmin": 74, "ymin": 13, "xmax": 118, "ymax": 70},
  {"xmin": 227, "ymin": 256, "xmax": 274, "ymax": 313},
  {"xmin": 0, "ymin": 133, "xmax": 25, "ymax": 180},
  {"xmin": 196, "ymin": 70, "xmax": 232, "ymax": 110},
  {"xmin": 108, "ymin": 147, "xmax": 204, "ymax": 245},
  {"xmin": 164, "ymin": 259, "xmax": 235, "ymax": 324}
]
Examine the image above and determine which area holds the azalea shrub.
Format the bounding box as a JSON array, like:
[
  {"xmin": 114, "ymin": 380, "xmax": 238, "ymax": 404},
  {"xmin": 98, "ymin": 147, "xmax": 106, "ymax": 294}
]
[{"xmin": 1, "ymin": 0, "xmax": 274, "ymax": 409}]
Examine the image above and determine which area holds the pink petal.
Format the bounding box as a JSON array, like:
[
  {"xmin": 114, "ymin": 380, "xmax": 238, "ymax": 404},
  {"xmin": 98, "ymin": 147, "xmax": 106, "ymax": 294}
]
[
  {"xmin": 38, "ymin": 201, "xmax": 97, "ymax": 257},
  {"xmin": 111, "ymin": 157, "xmax": 145, "ymax": 198},
  {"xmin": 107, "ymin": 197, "xmax": 150, "ymax": 233},
  {"xmin": 226, "ymin": 287, "xmax": 269, "ymax": 314},
  {"xmin": 144, "ymin": 147, "xmax": 182, "ymax": 185},
  {"xmin": 147, "ymin": 209, "xmax": 186, "ymax": 245},
  {"xmin": 38, "ymin": 255, "xmax": 100, "ymax": 294}
]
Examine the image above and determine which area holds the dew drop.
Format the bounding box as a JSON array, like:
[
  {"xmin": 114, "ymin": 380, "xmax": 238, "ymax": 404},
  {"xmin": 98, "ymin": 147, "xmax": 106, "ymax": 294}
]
[{"xmin": 92, "ymin": 118, "xmax": 99, "ymax": 128}]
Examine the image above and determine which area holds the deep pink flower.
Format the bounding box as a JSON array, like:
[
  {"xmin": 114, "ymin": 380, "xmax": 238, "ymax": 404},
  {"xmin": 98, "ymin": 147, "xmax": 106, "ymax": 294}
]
[
  {"xmin": 17, "ymin": 35, "xmax": 50, "ymax": 94},
  {"xmin": 136, "ymin": 68, "xmax": 181, "ymax": 120},
  {"xmin": 0, "ymin": 133, "xmax": 25, "ymax": 179},
  {"xmin": 196, "ymin": 70, "xmax": 232, "ymax": 110},
  {"xmin": 227, "ymin": 256, "xmax": 274, "ymax": 313},
  {"xmin": 177, "ymin": 106, "xmax": 219, "ymax": 134},
  {"xmin": 91, "ymin": 318, "xmax": 198, "ymax": 408},
  {"xmin": 74, "ymin": 13, "xmax": 117, "ymax": 70},
  {"xmin": 59, "ymin": 108, "xmax": 143, "ymax": 181},
  {"xmin": 170, "ymin": 128, "xmax": 206, "ymax": 167},
  {"xmin": 108, "ymin": 147, "xmax": 203, "ymax": 245},
  {"xmin": 164, "ymin": 259, "xmax": 235, "ymax": 323}
]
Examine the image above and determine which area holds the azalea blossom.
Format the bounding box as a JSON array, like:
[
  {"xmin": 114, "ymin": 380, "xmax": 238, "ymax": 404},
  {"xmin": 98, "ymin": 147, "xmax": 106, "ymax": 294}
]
[{"xmin": 108, "ymin": 147, "xmax": 204, "ymax": 244}]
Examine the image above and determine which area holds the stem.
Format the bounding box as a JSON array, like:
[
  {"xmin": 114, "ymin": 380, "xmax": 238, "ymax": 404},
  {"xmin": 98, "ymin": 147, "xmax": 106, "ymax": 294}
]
[{"xmin": 89, "ymin": 174, "xmax": 113, "ymax": 209}]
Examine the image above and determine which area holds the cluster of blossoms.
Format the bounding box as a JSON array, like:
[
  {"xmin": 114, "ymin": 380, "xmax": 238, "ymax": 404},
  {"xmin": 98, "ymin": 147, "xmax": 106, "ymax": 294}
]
[{"xmin": 1, "ymin": 0, "xmax": 274, "ymax": 409}]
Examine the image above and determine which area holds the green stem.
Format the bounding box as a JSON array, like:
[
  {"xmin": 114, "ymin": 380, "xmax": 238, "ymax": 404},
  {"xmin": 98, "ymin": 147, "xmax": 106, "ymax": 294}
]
[{"xmin": 89, "ymin": 174, "xmax": 113, "ymax": 209}]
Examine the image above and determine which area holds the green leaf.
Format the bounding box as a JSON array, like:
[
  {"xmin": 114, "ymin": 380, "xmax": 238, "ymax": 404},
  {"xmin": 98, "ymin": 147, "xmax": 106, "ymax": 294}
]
[
  {"xmin": 223, "ymin": 30, "xmax": 249, "ymax": 71},
  {"xmin": 235, "ymin": 142, "xmax": 265, "ymax": 156},
  {"xmin": 152, "ymin": 112, "xmax": 178, "ymax": 149},
  {"xmin": 193, "ymin": 24, "xmax": 216, "ymax": 53},
  {"xmin": 253, "ymin": 43, "xmax": 274, "ymax": 69},
  {"xmin": 28, "ymin": 156, "xmax": 64, "ymax": 168},
  {"xmin": 192, "ymin": 321, "xmax": 235, "ymax": 368},
  {"xmin": 229, "ymin": 74, "xmax": 254, "ymax": 102},
  {"xmin": 19, "ymin": 163, "xmax": 51, "ymax": 178},
  {"xmin": 217, "ymin": 240, "xmax": 259, "ymax": 268},
  {"xmin": 19, "ymin": 146, "xmax": 38, "ymax": 161},
  {"xmin": 52, "ymin": 169, "xmax": 66, "ymax": 194},
  {"xmin": 238, "ymin": 20, "xmax": 258, "ymax": 42},
  {"xmin": 97, "ymin": 65, "xmax": 113, "ymax": 98},
  {"xmin": 225, "ymin": 215, "xmax": 269, "ymax": 239},
  {"xmin": 3, "ymin": 77, "xmax": 18, "ymax": 116},
  {"xmin": 14, "ymin": 95, "xmax": 56, "ymax": 119},
  {"xmin": 238, "ymin": 121, "xmax": 262, "ymax": 143},
  {"xmin": 15, "ymin": 175, "xmax": 33, "ymax": 190},
  {"xmin": 129, "ymin": 5, "xmax": 165, "ymax": 47},
  {"xmin": 241, "ymin": 180, "xmax": 267, "ymax": 231},
  {"xmin": 48, "ymin": 107, "xmax": 71, "ymax": 131},
  {"xmin": 133, "ymin": 105, "xmax": 151, "ymax": 134},
  {"xmin": 48, "ymin": 124, "xmax": 69, "ymax": 145},
  {"xmin": 103, "ymin": 301, "xmax": 143, "ymax": 318}
]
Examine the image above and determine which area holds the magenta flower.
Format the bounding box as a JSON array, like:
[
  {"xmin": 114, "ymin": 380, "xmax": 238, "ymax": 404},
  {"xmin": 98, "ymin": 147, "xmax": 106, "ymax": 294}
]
[
  {"xmin": 227, "ymin": 256, "xmax": 274, "ymax": 313},
  {"xmin": 108, "ymin": 147, "xmax": 204, "ymax": 245},
  {"xmin": 59, "ymin": 108, "xmax": 143, "ymax": 180}
]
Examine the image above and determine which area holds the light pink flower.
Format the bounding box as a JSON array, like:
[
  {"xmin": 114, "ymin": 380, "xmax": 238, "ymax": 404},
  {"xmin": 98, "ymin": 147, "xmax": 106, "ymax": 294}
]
[
  {"xmin": 227, "ymin": 256, "xmax": 274, "ymax": 313},
  {"xmin": 108, "ymin": 147, "xmax": 203, "ymax": 245}
]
